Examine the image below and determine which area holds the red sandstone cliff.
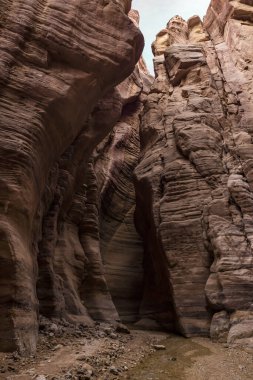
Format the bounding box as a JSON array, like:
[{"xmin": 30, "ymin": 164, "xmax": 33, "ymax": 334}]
[
  {"xmin": 136, "ymin": 0, "xmax": 253, "ymax": 346},
  {"xmin": 0, "ymin": 0, "xmax": 144, "ymax": 354},
  {"xmin": 1, "ymin": 0, "xmax": 253, "ymax": 356}
]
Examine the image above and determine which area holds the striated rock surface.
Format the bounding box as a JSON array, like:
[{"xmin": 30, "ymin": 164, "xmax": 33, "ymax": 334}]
[
  {"xmin": 1, "ymin": 0, "xmax": 253, "ymax": 356},
  {"xmin": 89, "ymin": 53, "xmax": 153, "ymax": 323},
  {"xmin": 135, "ymin": 0, "xmax": 253, "ymax": 345},
  {"xmin": 0, "ymin": 0, "xmax": 143, "ymax": 353}
]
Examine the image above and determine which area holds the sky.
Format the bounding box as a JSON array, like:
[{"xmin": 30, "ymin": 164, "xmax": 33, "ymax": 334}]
[{"xmin": 132, "ymin": 0, "xmax": 211, "ymax": 72}]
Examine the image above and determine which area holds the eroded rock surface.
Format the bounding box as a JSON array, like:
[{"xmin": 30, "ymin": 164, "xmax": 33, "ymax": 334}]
[
  {"xmin": 1, "ymin": 0, "xmax": 253, "ymax": 356},
  {"xmin": 88, "ymin": 55, "xmax": 153, "ymax": 324},
  {"xmin": 135, "ymin": 0, "xmax": 253, "ymax": 345},
  {"xmin": 0, "ymin": 0, "xmax": 143, "ymax": 353}
]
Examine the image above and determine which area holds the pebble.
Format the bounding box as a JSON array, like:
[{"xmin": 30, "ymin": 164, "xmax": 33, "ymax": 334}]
[
  {"xmin": 110, "ymin": 333, "xmax": 118, "ymax": 340},
  {"xmin": 35, "ymin": 376, "xmax": 47, "ymax": 380},
  {"xmin": 11, "ymin": 352, "xmax": 20, "ymax": 361},
  {"xmin": 52, "ymin": 344, "xmax": 63, "ymax": 351},
  {"xmin": 103, "ymin": 327, "xmax": 113, "ymax": 335},
  {"xmin": 115, "ymin": 324, "xmax": 130, "ymax": 334},
  {"xmin": 78, "ymin": 374, "xmax": 92, "ymax": 380},
  {"xmin": 77, "ymin": 354, "xmax": 87, "ymax": 361},
  {"xmin": 110, "ymin": 366, "xmax": 119, "ymax": 375},
  {"xmin": 77, "ymin": 363, "xmax": 93, "ymax": 377},
  {"xmin": 153, "ymin": 345, "xmax": 166, "ymax": 351},
  {"xmin": 26, "ymin": 368, "xmax": 36, "ymax": 375},
  {"xmin": 49, "ymin": 323, "xmax": 59, "ymax": 333}
]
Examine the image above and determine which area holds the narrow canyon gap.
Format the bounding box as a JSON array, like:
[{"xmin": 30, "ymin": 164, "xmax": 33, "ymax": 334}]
[{"xmin": 0, "ymin": 0, "xmax": 253, "ymax": 355}]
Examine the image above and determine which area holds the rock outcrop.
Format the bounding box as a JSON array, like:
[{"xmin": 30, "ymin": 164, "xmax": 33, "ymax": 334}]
[
  {"xmin": 136, "ymin": 0, "xmax": 253, "ymax": 346},
  {"xmin": 1, "ymin": 0, "xmax": 253, "ymax": 356},
  {"xmin": 0, "ymin": 0, "xmax": 144, "ymax": 354}
]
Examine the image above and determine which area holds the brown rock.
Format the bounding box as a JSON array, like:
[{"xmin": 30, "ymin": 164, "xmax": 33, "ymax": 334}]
[
  {"xmin": 1, "ymin": 0, "xmax": 253, "ymax": 356},
  {"xmin": 210, "ymin": 311, "xmax": 230, "ymax": 343},
  {"xmin": 0, "ymin": 0, "xmax": 143, "ymax": 354},
  {"xmin": 134, "ymin": 0, "xmax": 253, "ymax": 341}
]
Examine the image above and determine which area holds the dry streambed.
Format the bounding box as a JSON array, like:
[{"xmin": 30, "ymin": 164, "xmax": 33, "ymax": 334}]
[{"xmin": 0, "ymin": 321, "xmax": 252, "ymax": 380}]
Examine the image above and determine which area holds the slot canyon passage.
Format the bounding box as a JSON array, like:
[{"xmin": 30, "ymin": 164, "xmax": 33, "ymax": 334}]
[{"xmin": 0, "ymin": 0, "xmax": 253, "ymax": 379}]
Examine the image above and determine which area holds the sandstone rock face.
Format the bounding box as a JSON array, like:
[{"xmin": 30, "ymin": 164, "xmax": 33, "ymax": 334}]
[
  {"xmin": 135, "ymin": 0, "xmax": 253, "ymax": 344},
  {"xmin": 90, "ymin": 55, "xmax": 153, "ymax": 323},
  {"xmin": 1, "ymin": 0, "xmax": 253, "ymax": 356},
  {"xmin": 0, "ymin": 0, "xmax": 144, "ymax": 353}
]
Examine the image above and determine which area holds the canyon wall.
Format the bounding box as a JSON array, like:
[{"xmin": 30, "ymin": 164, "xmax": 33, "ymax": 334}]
[
  {"xmin": 137, "ymin": 0, "xmax": 253, "ymax": 346},
  {"xmin": 0, "ymin": 0, "xmax": 144, "ymax": 353},
  {"xmin": 1, "ymin": 0, "xmax": 253, "ymax": 355}
]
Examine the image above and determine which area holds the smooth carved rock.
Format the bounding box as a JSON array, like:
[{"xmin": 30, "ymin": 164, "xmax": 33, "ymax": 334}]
[{"xmin": 91, "ymin": 51, "xmax": 153, "ymax": 323}]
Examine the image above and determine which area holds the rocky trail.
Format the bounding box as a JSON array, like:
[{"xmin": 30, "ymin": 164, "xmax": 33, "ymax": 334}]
[{"xmin": 0, "ymin": 321, "xmax": 252, "ymax": 380}]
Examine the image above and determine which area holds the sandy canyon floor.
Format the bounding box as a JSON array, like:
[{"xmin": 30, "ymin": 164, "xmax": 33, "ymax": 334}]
[{"xmin": 0, "ymin": 321, "xmax": 252, "ymax": 380}]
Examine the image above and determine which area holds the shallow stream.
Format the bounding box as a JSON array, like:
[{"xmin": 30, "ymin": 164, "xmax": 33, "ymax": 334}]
[{"xmin": 126, "ymin": 335, "xmax": 211, "ymax": 380}]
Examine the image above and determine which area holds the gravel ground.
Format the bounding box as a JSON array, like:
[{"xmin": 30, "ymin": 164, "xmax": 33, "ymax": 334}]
[{"xmin": 0, "ymin": 318, "xmax": 252, "ymax": 380}]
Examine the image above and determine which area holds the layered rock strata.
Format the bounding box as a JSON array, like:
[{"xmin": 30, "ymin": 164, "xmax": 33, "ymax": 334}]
[
  {"xmin": 0, "ymin": 0, "xmax": 143, "ymax": 353},
  {"xmin": 136, "ymin": 0, "xmax": 253, "ymax": 345},
  {"xmin": 1, "ymin": 0, "xmax": 253, "ymax": 356},
  {"xmin": 82, "ymin": 55, "xmax": 153, "ymax": 324}
]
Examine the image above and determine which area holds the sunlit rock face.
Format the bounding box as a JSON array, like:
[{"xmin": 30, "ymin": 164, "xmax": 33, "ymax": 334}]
[
  {"xmin": 135, "ymin": 0, "xmax": 253, "ymax": 344},
  {"xmin": 0, "ymin": 0, "xmax": 144, "ymax": 354}
]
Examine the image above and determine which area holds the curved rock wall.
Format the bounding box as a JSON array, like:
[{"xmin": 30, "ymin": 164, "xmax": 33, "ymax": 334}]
[
  {"xmin": 0, "ymin": 0, "xmax": 143, "ymax": 353},
  {"xmin": 91, "ymin": 57, "xmax": 153, "ymax": 323},
  {"xmin": 1, "ymin": 0, "xmax": 253, "ymax": 355}
]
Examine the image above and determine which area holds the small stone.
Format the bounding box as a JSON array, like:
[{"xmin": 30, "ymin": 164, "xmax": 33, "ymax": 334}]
[
  {"xmin": 26, "ymin": 368, "xmax": 36, "ymax": 375},
  {"xmin": 76, "ymin": 363, "xmax": 93, "ymax": 379},
  {"xmin": 77, "ymin": 354, "xmax": 87, "ymax": 361},
  {"xmin": 103, "ymin": 327, "xmax": 113, "ymax": 335},
  {"xmin": 11, "ymin": 352, "xmax": 21, "ymax": 361},
  {"xmin": 36, "ymin": 376, "xmax": 47, "ymax": 380},
  {"xmin": 153, "ymin": 345, "xmax": 166, "ymax": 351},
  {"xmin": 169, "ymin": 357, "xmax": 177, "ymax": 361},
  {"xmin": 110, "ymin": 366, "xmax": 119, "ymax": 375},
  {"xmin": 52, "ymin": 344, "xmax": 63, "ymax": 351},
  {"xmin": 78, "ymin": 374, "xmax": 92, "ymax": 380},
  {"xmin": 110, "ymin": 333, "xmax": 118, "ymax": 340},
  {"xmin": 49, "ymin": 323, "xmax": 58, "ymax": 333},
  {"xmin": 115, "ymin": 323, "xmax": 130, "ymax": 334}
]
